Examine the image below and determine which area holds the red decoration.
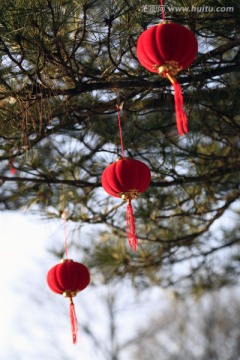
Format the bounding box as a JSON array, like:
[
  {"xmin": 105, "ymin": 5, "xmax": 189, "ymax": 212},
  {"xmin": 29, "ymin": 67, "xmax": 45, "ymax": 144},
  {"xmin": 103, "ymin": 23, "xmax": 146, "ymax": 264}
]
[
  {"xmin": 102, "ymin": 157, "xmax": 151, "ymax": 251},
  {"xmin": 47, "ymin": 259, "xmax": 90, "ymax": 344},
  {"xmin": 136, "ymin": 22, "xmax": 198, "ymax": 135},
  {"xmin": 8, "ymin": 158, "xmax": 16, "ymax": 174}
]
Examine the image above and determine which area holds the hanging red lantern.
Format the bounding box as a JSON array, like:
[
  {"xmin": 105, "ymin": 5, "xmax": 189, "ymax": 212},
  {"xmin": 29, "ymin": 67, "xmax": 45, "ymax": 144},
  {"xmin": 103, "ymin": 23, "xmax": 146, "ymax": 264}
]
[
  {"xmin": 136, "ymin": 22, "xmax": 198, "ymax": 135},
  {"xmin": 102, "ymin": 157, "xmax": 151, "ymax": 251},
  {"xmin": 47, "ymin": 259, "xmax": 90, "ymax": 344}
]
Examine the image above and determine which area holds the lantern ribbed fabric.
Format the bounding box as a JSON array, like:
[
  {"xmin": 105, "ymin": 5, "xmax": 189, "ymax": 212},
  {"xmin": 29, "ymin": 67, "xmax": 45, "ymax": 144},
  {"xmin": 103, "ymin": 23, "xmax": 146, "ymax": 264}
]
[
  {"xmin": 47, "ymin": 259, "xmax": 90, "ymax": 344},
  {"xmin": 136, "ymin": 22, "xmax": 198, "ymax": 135},
  {"xmin": 102, "ymin": 158, "xmax": 151, "ymax": 251},
  {"xmin": 102, "ymin": 158, "xmax": 151, "ymax": 197}
]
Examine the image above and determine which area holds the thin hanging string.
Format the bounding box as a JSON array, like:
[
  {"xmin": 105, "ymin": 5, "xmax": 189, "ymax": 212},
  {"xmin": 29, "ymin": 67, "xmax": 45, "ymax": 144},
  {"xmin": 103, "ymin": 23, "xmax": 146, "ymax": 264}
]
[
  {"xmin": 61, "ymin": 210, "xmax": 69, "ymax": 259},
  {"xmin": 160, "ymin": 0, "xmax": 165, "ymax": 21},
  {"xmin": 116, "ymin": 104, "xmax": 125, "ymax": 158}
]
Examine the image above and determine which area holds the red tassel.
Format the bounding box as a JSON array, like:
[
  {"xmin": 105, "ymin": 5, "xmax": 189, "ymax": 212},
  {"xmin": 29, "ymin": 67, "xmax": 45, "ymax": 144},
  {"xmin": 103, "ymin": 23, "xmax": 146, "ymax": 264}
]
[
  {"xmin": 8, "ymin": 158, "xmax": 16, "ymax": 175},
  {"xmin": 126, "ymin": 201, "xmax": 138, "ymax": 251},
  {"xmin": 172, "ymin": 80, "xmax": 188, "ymax": 136},
  {"xmin": 69, "ymin": 298, "xmax": 78, "ymax": 344}
]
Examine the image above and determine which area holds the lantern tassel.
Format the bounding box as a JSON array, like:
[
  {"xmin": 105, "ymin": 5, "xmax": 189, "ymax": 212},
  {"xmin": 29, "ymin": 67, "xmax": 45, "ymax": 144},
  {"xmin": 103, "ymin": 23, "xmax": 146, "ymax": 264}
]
[
  {"xmin": 69, "ymin": 297, "xmax": 78, "ymax": 344},
  {"xmin": 126, "ymin": 200, "xmax": 138, "ymax": 251},
  {"xmin": 172, "ymin": 80, "xmax": 188, "ymax": 136},
  {"xmin": 166, "ymin": 74, "xmax": 188, "ymax": 136}
]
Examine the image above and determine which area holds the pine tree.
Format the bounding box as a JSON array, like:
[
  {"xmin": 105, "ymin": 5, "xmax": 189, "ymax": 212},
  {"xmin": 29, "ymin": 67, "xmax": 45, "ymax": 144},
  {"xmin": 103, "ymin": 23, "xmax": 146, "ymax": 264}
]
[{"xmin": 0, "ymin": 0, "xmax": 240, "ymax": 289}]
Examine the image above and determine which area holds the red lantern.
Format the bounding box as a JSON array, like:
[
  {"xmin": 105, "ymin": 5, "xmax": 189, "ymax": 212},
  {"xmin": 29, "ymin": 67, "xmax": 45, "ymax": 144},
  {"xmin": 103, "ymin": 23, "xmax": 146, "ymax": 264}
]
[
  {"xmin": 136, "ymin": 22, "xmax": 198, "ymax": 135},
  {"xmin": 47, "ymin": 259, "xmax": 90, "ymax": 344},
  {"xmin": 102, "ymin": 158, "xmax": 151, "ymax": 251}
]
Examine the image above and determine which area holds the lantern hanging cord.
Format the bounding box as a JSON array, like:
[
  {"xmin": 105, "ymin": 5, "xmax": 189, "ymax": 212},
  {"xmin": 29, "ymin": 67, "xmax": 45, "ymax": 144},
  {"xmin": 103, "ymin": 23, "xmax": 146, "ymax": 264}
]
[
  {"xmin": 116, "ymin": 104, "xmax": 125, "ymax": 158},
  {"xmin": 61, "ymin": 210, "xmax": 69, "ymax": 259},
  {"xmin": 160, "ymin": 0, "xmax": 165, "ymax": 21}
]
